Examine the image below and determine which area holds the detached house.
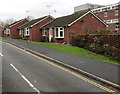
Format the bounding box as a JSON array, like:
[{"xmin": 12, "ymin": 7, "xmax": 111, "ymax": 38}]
[
  {"xmin": 4, "ymin": 19, "xmax": 29, "ymax": 38},
  {"xmin": 18, "ymin": 15, "xmax": 54, "ymax": 41},
  {"xmin": 0, "ymin": 25, "xmax": 4, "ymax": 37},
  {"xmin": 41, "ymin": 11, "xmax": 107, "ymax": 43}
]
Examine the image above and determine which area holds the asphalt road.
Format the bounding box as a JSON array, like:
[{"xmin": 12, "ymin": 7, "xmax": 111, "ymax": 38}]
[
  {"xmin": 4, "ymin": 39, "xmax": 119, "ymax": 85},
  {"xmin": 1, "ymin": 41, "xmax": 116, "ymax": 93}
]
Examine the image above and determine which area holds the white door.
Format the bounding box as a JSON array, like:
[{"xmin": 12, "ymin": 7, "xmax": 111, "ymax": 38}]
[{"xmin": 49, "ymin": 28, "xmax": 53, "ymax": 42}]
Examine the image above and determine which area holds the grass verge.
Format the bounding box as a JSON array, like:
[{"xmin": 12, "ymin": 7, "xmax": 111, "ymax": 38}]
[{"xmin": 47, "ymin": 45, "xmax": 120, "ymax": 65}]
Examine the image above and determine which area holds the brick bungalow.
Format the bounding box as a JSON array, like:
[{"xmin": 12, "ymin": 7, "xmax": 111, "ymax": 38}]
[
  {"xmin": 4, "ymin": 19, "xmax": 29, "ymax": 38},
  {"xmin": 18, "ymin": 15, "xmax": 54, "ymax": 41},
  {"xmin": 0, "ymin": 25, "xmax": 4, "ymax": 37},
  {"xmin": 41, "ymin": 11, "xmax": 107, "ymax": 44}
]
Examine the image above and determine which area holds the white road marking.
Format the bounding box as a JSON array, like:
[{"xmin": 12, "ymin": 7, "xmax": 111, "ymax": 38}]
[
  {"xmin": 0, "ymin": 53, "xmax": 3, "ymax": 57},
  {"xmin": 10, "ymin": 64, "xmax": 40, "ymax": 94}
]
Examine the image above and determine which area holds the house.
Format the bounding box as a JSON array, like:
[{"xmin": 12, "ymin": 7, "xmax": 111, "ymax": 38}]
[
  {"xmin": 0, "ymin": 25, "xmax": 4, "ymax": 37},
  {"xmin": 41, "ymin": 11, "xmax": 107, "ymax": 44},
  {"xmin": 18, "ymin": 15, "xmax": 54, "ymax": 41},
  {"xmin": 75, "ymin": 2, "xmax": 120, "ymax": 32},
  {"xmin": 4, "ymin": 19, "xmax": 29, "ymax": 38}
]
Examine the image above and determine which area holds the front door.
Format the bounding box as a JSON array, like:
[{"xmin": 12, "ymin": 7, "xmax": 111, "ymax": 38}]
[{"xmin": 49, "ymin": 28, "xmax": 53, "ymax": 42}]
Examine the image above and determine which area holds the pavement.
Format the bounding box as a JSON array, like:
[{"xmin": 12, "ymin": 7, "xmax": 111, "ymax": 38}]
[
  {"xmin": 2, "ymin": 40, "xmax": 112, "ymax": 93},
  {"xmin": 3, "ymin": 39, "xmax": 119, "ymax": 86}
]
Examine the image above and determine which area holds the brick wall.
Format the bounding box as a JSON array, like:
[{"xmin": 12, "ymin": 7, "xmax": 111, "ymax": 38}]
[
  {"xmin": 71, "ymin": 34, "xmax": 120, "ymax": 48},
  {"xmin": 31, "ymin": 16, "xmax": 53, "ymax": 41},
  {"xmin": 10, "ymin": 19, "xmax": 29, "ymax": 38}
]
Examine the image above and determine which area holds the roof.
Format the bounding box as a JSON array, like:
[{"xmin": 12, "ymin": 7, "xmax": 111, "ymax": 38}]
[
  {"xmin": 18, "ymin": 16, "xmax": 48, "ymax": 29},
  {"xmin": 5, "ymin": 19, "xmax": 27, "ymax": 28},
  {"xmin": 42, "ymin": 10, "xmax": 106, "ymax": 29},
  {"xmin": 41, "ymin": 10, "xmax": 89, "ymax": 29}
]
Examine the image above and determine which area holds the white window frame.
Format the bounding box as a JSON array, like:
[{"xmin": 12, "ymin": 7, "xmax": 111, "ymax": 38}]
[
  {"xmin": 54, "ymin": 27, "xmax": 64, "ymax": 38},
  {"xmin": 115, "ymin": 10, "xmax": 119, "ymax": 16},
  {"xmin": 115, "ymin": 23, "xmax": 119, "ymax": 30},
  {"xmin": 42, "ymin": 30, "xmax": 46, "ymax": 36},
  {"xmin": 24, "ymin": 28, "xmax": 30, "ymax": 36},
  {"xmin": 104, "ymin": 11, "xmax": 108, "ymax": 17},
  {"xmin": 6, "ymin": 28, "xmax": 10, "ymax": 34}
]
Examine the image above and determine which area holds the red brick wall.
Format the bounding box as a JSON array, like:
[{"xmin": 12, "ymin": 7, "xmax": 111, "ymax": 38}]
[
  {"xmin": 30, "ymin": 16, "xmax": 53, "ymax": 41},
  {"xmin": 97, "ymin": 10, "xmax": 119, "ymax": 20},
  {"xmin": 96, "ymin": 5, "xmax": 120, "ymax": 32},
  {"xmin": 9, "ymin": 19, "xmax": 29, "ymax": 38}
]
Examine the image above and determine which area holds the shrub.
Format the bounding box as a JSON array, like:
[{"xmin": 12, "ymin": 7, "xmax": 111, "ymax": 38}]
[
  {"xmin": 72, "ymin": 36, "xmax": 86, "ymax": 47},
  {"xmin": 41, "ymin": 36, "xmax": 47, "ymax": 42}
]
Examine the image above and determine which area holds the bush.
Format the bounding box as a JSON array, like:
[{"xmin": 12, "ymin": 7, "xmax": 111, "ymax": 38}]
[
  {"xmin": 41, "ymin": 36, "xmax": 47, "ymax": 42},
  {"xmin": 17, "ymin": 36, "xmax": 22, "ymax": 39},
  {"xmin": 72, "ymin": 36, "xmax": 86, "ymax": 47}
]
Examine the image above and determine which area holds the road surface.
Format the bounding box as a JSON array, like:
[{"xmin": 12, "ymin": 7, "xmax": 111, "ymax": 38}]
[{"xmin": 1, "ymin": 41, "xmax": 116, "ymax": 93}]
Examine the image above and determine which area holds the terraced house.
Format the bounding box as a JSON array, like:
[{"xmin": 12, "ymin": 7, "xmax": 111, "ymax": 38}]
[
  {"xmin": 4, "ymin": 19, "xmax": 29, "ymax": 38},
  {"xmin": 18, "ymin": 15, "xmax": 54, "ymax": 41},
  {"xmin": 41, "ymin": 11, "xmax": 107, "ymax": 43}
]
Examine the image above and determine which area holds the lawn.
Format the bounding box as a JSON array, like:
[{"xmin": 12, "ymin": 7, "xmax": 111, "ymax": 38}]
[{"xmin": 47, "ymin": 45, "xmax": 120, "ymax": 65}]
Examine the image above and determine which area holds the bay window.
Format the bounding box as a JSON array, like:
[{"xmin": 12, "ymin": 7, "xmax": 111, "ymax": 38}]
[{"xmin": 55, "ymin": 27, "xmax": 64, "ymax": 38}]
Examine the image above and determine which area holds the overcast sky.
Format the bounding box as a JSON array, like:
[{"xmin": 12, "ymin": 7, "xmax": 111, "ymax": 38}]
[{"xmin": 0, "ymin": 0, "xmax": 119, "ymax": 21}]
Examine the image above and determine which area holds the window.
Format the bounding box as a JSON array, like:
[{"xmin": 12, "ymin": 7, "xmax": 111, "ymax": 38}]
[
  {"xmin": 55, "ymin": 27, "xmax": 64, "ymax": 38},
  {"xmin": 105, "ymin": 20, "xmax": 111, "ymax": 24},
  {"xmin": 112, "ymin": 19, "xmax": 119, "ymax": 23},
  {"xmin": 115, "ymin": 10, "xmax": 119, "ymax": 16},
  {"xmin": 104, "ymin": 12, "xmax": 108, "ymax": 17},
  {"xmin": 95, "ymin": 13, "xmax": 98, "ymax": 16},
  {"xmin": 115, "ymin": 23, "xmax": 119, "ymax": 30},
  {"xmin": 24, "ymin": 28, "xmax": 29, "ymax": 36},
  {"xmin": 6, "ymin": 29, "xmax": 10, "ymax": 34},
  {"xmin": 42, "ymin": 30, "xmax": 46, "ymax": 36}
]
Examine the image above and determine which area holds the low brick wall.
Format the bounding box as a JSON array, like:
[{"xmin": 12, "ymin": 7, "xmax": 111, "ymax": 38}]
[
  {"xmin": 70, "ymin": 34, "xmax": 120, "ymax": 48},
  {"xmin": 70, "ymin": 34, "xmax": 120, "ymax": 61}
]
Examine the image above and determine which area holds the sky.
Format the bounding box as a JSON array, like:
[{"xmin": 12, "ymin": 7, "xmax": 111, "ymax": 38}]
[{"xmin": 0, "ymin": 0, "xmax": 119, "ymax": 21}]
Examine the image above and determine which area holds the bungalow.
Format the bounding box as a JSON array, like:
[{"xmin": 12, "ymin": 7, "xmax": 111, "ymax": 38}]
[
  {"xmin": 18, "ymin": 15, "xmax": 54, "ymax": 41},
  {"xmin": 0, "ymin": 25, "xmax": 4, "ymax": 37},
  {"xmin": 4, "ymin": 19, "xmax": 29, "ymax": 38},
  {"xmin": 41, "ymin": 11, "xmax": 107, "ymax": 44}
]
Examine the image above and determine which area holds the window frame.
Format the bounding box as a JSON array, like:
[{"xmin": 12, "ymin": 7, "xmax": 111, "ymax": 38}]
[
  {"xmin": 6, "ymin": 28, "xmax": 10, "ymax": 34},
  {"xmin": 104, "ymin": 11, "xmax": 108, "ymax": 17},
  {"xmin": 115, "ymin": 9, "xmax": 119, "ymax": 16},
  {"xmin": 54, "ymin": 27, "xmax": 64, "ymax": 38},
  {"xmin": 42, "ymin": 29, "xmax": 47, "ymax": 36},
  {"xmin": 115, "ymin": 23, "xmax": 119, "ymax": 30},
  {"xmin": 24, "ymin": 28, "xmax": 30, "ymax": 36}
]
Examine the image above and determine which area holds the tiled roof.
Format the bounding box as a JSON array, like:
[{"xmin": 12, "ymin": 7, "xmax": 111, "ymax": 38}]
[
  {"xmin": 5, "ymin": 19, "xmax": 26, "ymax": 28},
  {"xmin": 18, "ymin": 16, "xmax": 47, "ymax": 29},
  {"xmin": 42, "ymin": 10, "xmax": 88, "ymax": 29}
]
